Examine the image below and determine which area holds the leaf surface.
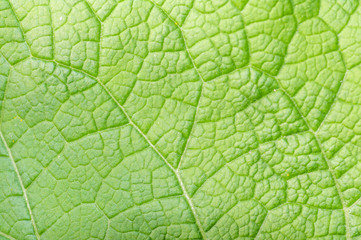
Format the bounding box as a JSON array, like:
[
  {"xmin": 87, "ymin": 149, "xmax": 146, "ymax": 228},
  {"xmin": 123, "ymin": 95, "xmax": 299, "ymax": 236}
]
[{"xmin": 1, "ymin": 0, "xmax": 361, "ymax": 239}]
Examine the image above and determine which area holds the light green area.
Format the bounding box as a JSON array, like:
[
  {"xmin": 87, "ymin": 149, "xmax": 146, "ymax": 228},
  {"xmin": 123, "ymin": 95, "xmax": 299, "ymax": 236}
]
[{"xmin": 1, "ymin": 0, "xmax": 361, "ymax": 239}]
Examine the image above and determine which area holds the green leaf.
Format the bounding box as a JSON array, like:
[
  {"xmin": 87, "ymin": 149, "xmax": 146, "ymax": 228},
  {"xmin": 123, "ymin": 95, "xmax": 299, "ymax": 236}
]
[{"xmin": 1, "ymin": 0, "xmax": 361, "ymax": 239}]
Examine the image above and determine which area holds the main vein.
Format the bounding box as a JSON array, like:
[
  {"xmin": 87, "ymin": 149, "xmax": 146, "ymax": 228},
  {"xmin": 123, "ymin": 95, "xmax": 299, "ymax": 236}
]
[
  {"xmin": 94, "ymin": 73, "xmax": 208, "ymax": 240},
  {"xmin": 0, "ymin": 231, "xmax": 16, "ymax": 240},
  {"xmin": 253, "ymin": 65, "xmax": 350, "ymax": 239},
  {"xmin": 30, "ymin": 55, "xmax": 207, "ymax": 239},
  {"xmin": 0, "ymin": 131, "xmax": 40, "ymax": 239},
  {"xmin": 143, "ymin": 1, "xmax": 208, "ymax": 238},
  {"xmin": 145, "ymin": 0, "xmax": 206, "ymax": 171}
]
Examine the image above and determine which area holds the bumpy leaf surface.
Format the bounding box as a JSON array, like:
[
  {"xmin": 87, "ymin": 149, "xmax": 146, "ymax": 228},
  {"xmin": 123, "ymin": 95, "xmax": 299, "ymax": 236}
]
[{"xmin": 1, "ymin": 0, "xmax": 361, "ymax": 239}]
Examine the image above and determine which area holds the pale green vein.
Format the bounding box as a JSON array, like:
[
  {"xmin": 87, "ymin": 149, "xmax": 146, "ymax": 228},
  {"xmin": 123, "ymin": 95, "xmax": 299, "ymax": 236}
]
[
  {"xmin": 6, "ymin": 0, "xmax": 31, "ymax": 54},
  {"xmin": 0, "ymin": 231, "xmax": 15, "ymax": 240},
  {"xmin": 83, "ymin": 0, "xmax": 102, "ymax": 23},
  {"xmin": 254, "ymin": 211, "xmax": 268, "ymax": 240},
  {"xmin": 0, "ymin": 54, "xmax": 10, "ymax": 127},
  {"xmin": 94, "ymin": 202, "xmax": 110, "ymax": 239},
  {"xmin": 316, "ymin": 69, "xmax": 348, "ymax": 133},
  {"xmin": 146, "ymin": 0, "xmax": 207, "ymax": 172},
  {"xmin": 349, "ymin": 195, "xmax": 361, "ymax": 210},
  {"xmin": 132, "ymin": 2, "xmax": 208, "ymax": 237},
  {"xmin": 31, "ymin": 56, "xmax": 207, "ymax": 240},
  {"xmin": 0, "ymin": 131, "xmax": 40, "ymax": 240},
  {"xmin": 97, "ymin": 71, "xmax": 208, "ymax": 240},
  {"xmin": 82, "ymin": 0, "xmax": 102, "ymax": 78},
  {"xmin": 96, "ymin": 70, "xmax": 208, "ymax": 240},
  {"xmin": 253, "ymin": 65, "xmax": 350, "ymax": 239},
  {"xmin": 177, "ymin": 84, "xmax": 203, "ymax": 170}
]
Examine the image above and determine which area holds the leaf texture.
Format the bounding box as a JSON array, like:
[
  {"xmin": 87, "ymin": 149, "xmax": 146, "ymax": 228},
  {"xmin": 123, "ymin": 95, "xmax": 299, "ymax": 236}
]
[{"xmin": 1, "ymin": 0, "xmax": 361, "ymax": 239}]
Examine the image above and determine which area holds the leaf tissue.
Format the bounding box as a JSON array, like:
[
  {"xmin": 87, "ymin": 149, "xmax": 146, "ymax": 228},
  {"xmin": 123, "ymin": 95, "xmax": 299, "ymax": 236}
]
[{"xmin": 1, "ymin": 0, "xmax": 361, "ymax": 239}]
